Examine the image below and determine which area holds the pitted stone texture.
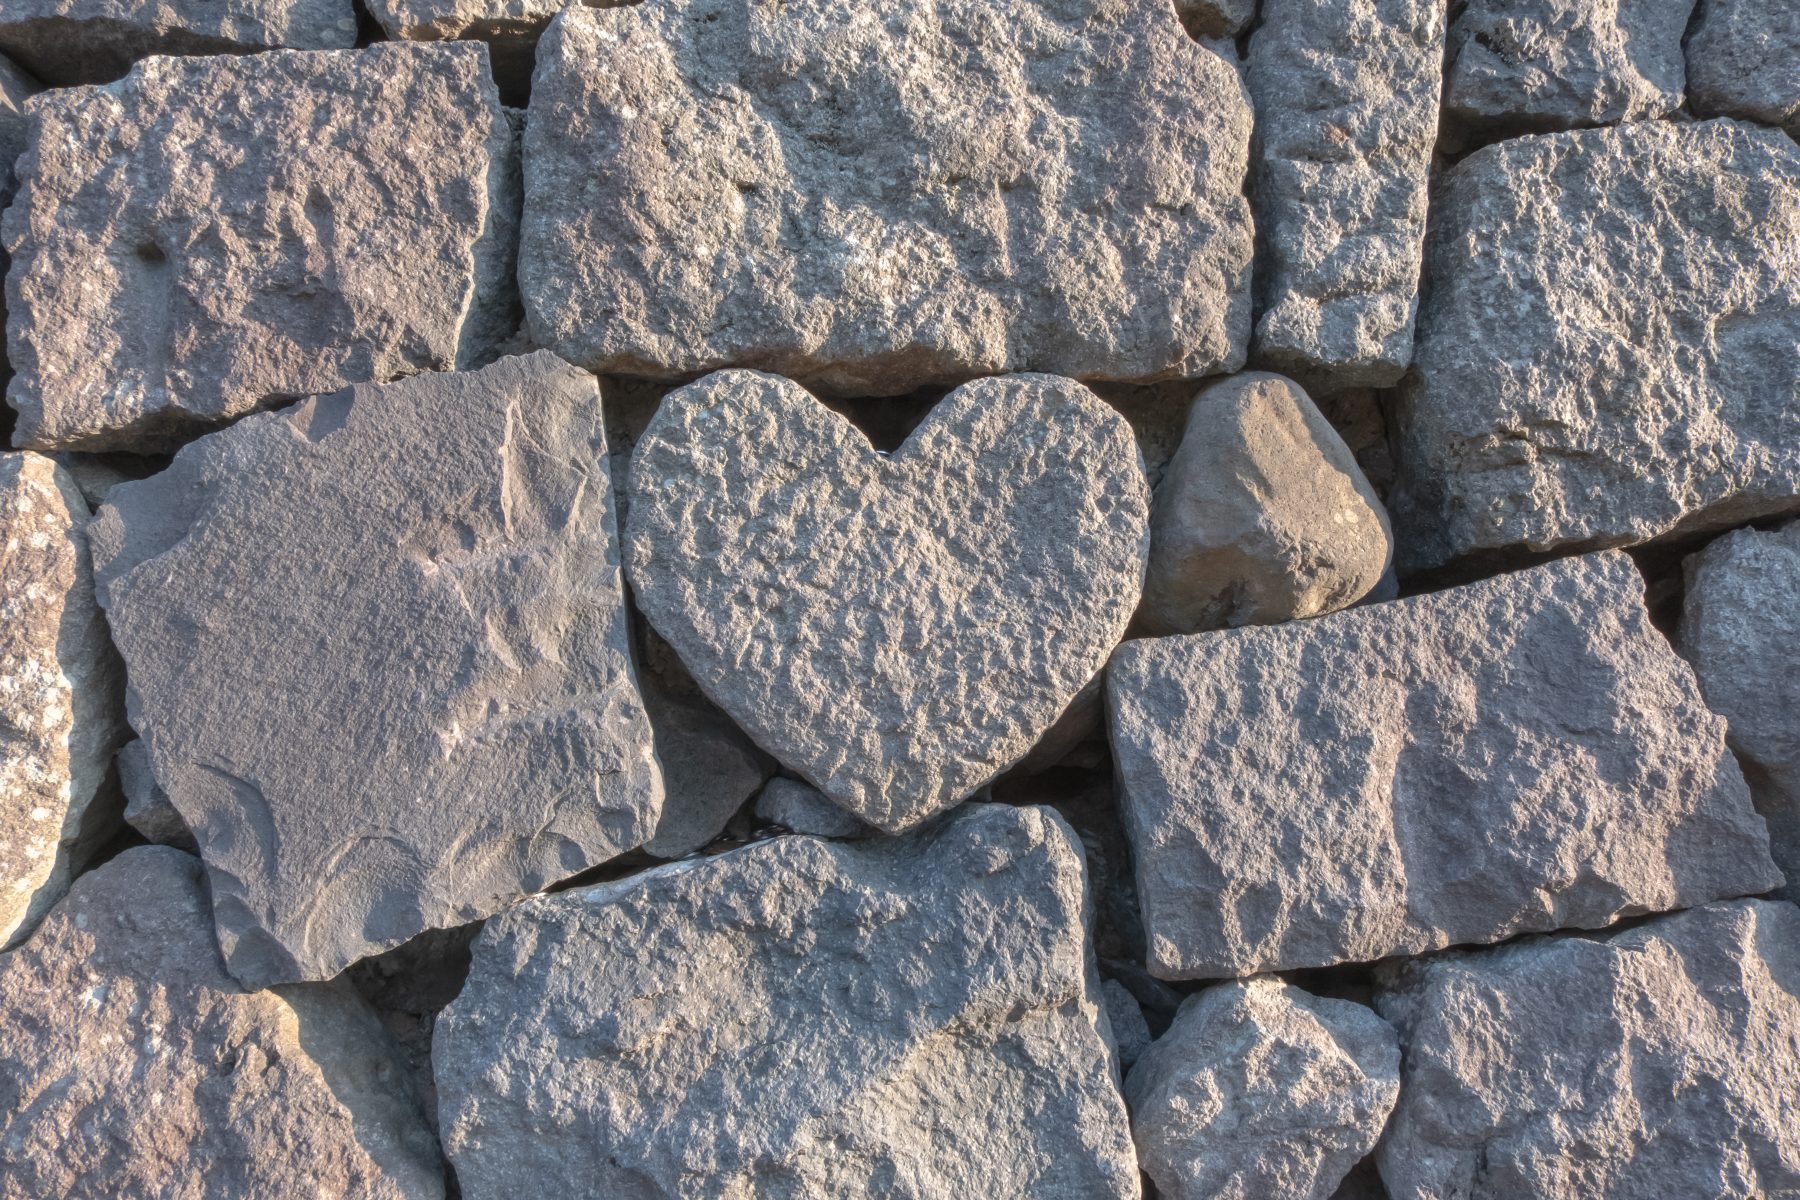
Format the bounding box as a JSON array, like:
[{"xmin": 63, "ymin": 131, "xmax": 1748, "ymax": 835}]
[
  {"xmin": 1110, "ymin": 550, "xmax": 1780, "ymax": 981},
  {"xmin": 1125, "ymin": 979, "xmax": 1399, "ymax": 1200},
  {"xmin": 1245, "ymin": 0, "xmax": 1443, "ymax": 390},
  {"xmin": 89, "ymin": 354, "xmax": 663, "ymax": 989},
  {"xmin": 5, "ymin": 44, "xmax": 519, "ymax": 452},
  {"xmin": 0, "ymin": 453, "xmax": 122, "ymax": 949},
  {"xmin": 1140, "ymin": 373, "xmax": 1392, "ymax": 636},
  {"xmin": 754, "ymin": 776, "xmax": 872, "ymax": 840},
  {"xmin": 627, "ymin": 371, "xmax": 1148, "ymax": 833},
  {"xmin": 523, "ymin": 0, "xmax": 1253, "ymax": 396},
  {"xmin": 1679, "ymin": 522, "xmax": 1800, "ymax": 903},
  {"xmin": 1374, "ymin": 899, "xmax": 1800, "ymax": 1200},
  {"xmin": 1392, "ymin": 120, "xmax": 1800, "ymax": 573},
  {"xmin": 0, "ymin": 847, "xmax": 444, "ymax": 1198},
  {"xmin": 1443, "ymin": 0, "xmax": 1691, "ymax": 135},
  {"xmin": 434, "ymin": 803, "xmax": 1141, "ymax": 1200},
  {"xmin": 1687, "ymin": 0, "xmax": 1800, "ymax": 135},
  {"xmin": 117, "ymin": 736, "xmax": 194, "ymax": 853}
]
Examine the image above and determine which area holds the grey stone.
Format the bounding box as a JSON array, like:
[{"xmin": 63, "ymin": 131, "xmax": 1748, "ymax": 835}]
[
  {"xmin": 1679, "ymin": 522, "xmax": 1800, "ymax": 903},
  {"xmin": 1246, "ymin": 0, "xmax": 1443, "ymax": 390},
  {"xmin": 1110, "ymin": 550, "xmax": 1782, "ymax": 981},
  {"xmin": 0, "ymin": 846, "xmax": 444, "ymax": 1198},
  {"xmin": 1140, "ymin": 372, "xmax": 1392, "ymax": 636},
  {"xmin": 1443, "ymin": 0, "xmax": 1692, "ymax": 135},
  {"xmin": 117, "ymin": 736, "xmax": 194, "ymax": 853},
  {"xmin": 626, "ymin": 370, "xmax": 1148, "ymax": 833},
  {"xmin": 523, "ymin": 0, "xmax": 1253, "ymax": 396},
  {"xmin": 1374, "ymin": 899, "xmax": 1800, "ymax": 1200},
  {"xmin": 753, "ymin": 776, "xmax": 872, "ymax": 840},
  {"xmin": 1392, "ymin": 120, "xmax": 1800, "ymax": 573},
  {"xmin": 641, "ymin": 652, "xmax": 773, "ymax": 858},
  {"xmin": 0, "ymin": 53, "xmax": 35, "ymax": 209},
  {"xmin": 1125, "ymin": 978, "xmax": 1399, "ymax": 1200},
  {"xmin": 1687, "ymin": 0, "xmax": 1800, "ymax": 135},
  {"xmin": 0, "ymin": 453, "xmax": 123, "ymax": 948},
  {"xmin": 434, "ymin": 803, "xmax": 1141, "ymax": 1199},
  {"xmin": 5, "ymin": 44, "xmax": 520, "ymax": 452},
  {"xmin": 1173, "ymin": 0, "xmax": 1254, "ymax": 38},
  {"xmin": 1101, "ymin": 978, "xmax": 1151, "ymax": 1071},
  {"xmin": 88, "ymin": 353, "xmax": 664, "ymax": 989}
]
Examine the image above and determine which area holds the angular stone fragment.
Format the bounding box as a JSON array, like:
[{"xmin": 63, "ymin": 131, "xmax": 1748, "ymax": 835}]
[
  {"xmin": 1375, "ymin": 899, "xmax": 1800, "ymax": 1200},
  {"xmin": 5, "ymin": 45, "xmax": 519, "ymax": 452},
  {"xmin": 435, "ymin": 804, "xmax": 1141, "ymax": 1199},
  {"xmin": 1173, "ymin": 0, "xmax": 1254, "ymax": 37},
  {"xmin": 642, "ymin": 684, "xmax": 772, "ymax": 858},
  {"xmin": 1101, "ymin": 978, "xmax": 1151, "ymax": 1071},
  {"xmin": 117, "ymin": 737, "xmax": 194, "ymax": 853},
  {"xmin": 1245, "ymin": 0, "xmax": 1443, "ymax": 390},
  {"xmin": 0, "ymin": 54, "xmax": 35, "ymax": 207},
  {"xmin": 1139, "ymin": 373, "xmax": 1392, "ymax": 636},
  {"xmin": 1687, "ymin": 0, "xmax": 1800, "ymax": 135},
  {"xmin": 0, "ymin": 453, "xmax": 122, "ymax": 948},
  {"xmin": 1392, "ymin": 120, "xmax": 1800, "ymax": 572},
  {"xmin": 362, "ymin": 0, "xmax": 612, "ymax": 97},
  {"xmin": 626, "ymin": 370, "xmax": 1148, "ymax": 833},
  {"xmin": 0, "ymin": 846, "xmax": 444, "ymax": 1198},
  {"xmin": 523, "ymin": 0, "xmax": 1253, "ymax": 395},
  {"xmin": 753, "ymin": 776, "xmax": 871, "ymax": 840},
  {"xmin": 1679, "ymin": 522, "xmax": 1800, "ymax": 903},
  {"xmin": 1110, "ymin": 550, "xmax": 1781, "ymax": 980},
  {"xmin": 88, "ymin": 354, "xmax": 664, "ymax": 989},
  {"xmin": 1125, "ymin": 978, "xmax": 1399, "ymax": 1200}
]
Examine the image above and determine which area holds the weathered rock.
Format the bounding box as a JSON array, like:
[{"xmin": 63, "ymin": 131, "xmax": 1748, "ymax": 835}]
[
  {"xmin": 1392, "ymin": 120, "xmax": 1800, "ymax": 573},
  {"xmin": 0, "ymin": 54, "xmax": 35, "ymax": 205},
  {"xmin": 1686, "ymin": 0, "xmax": 1800, "ymax": 135},
  {"xmin": 1140, "ymin": 373, "xmax": 1392, "ymax": 636},
  {"xmin": 0, "ymin": 846, "xmax": 444, "ymax": 1197},
  {"xmin": 1173, "ymin": 0, "xmax": 1254, "ymax": 37},
  {"xmin": 0, "ymin": 453, "xmax": 122, "ymax": 948},
  {"xmin": 1245, "ymin": 0, "xmax": 1443, "ymax": 390},
  {"xmin": 523, "ymin": 0, "xmax": 1253, "ymax": 395},
  {"xmin": 116, "ymin": 737, "xmax": 194, "ymax": 853},
  {"xmin": 1110, "ymin": 550, "xmax": 1781, "ymax": 980},
  {"xmin": 642, "ymin": 684, "xmax": 773, "ymax": 858},
  {"xmin": 1374, "ymin": 899, "xmax": 1800, "ymax": 1199},
  {"xmin": 1101, "ymin": 978, "xmax": 1152, "ymax": 1071},
  {"xmin": 1679, "ymin": 522, "xmax": 1800, "ymax": 903},
  {"xmin": 1125, "ymin": 978, "xmax": 1399, "ymax": 1200},
  {"xmin": 434, "ymin": 803, "xmax": 1141, "ymax": 1199},
  {"xmin": 626, "ymin": 370, "xmax": 1148, "ymax": 833},
  {"xmin": 5, "ymin": 44, "xmax": 520, "ymax": 452},
  {"xmin": 88, "ymin": 354, "xmax": 664, "ymax": 989},
  {"xmin": 753, "ymin": 776, "xmax": 872, "ymax": 840}
]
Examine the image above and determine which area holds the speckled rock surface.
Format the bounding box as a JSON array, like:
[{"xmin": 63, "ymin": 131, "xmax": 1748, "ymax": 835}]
[
  {"xmin": 1110, "ymin": 550, "xmax": 1781, "ymax": 980},
  {"xmin": 1173, "ymin": 0, "xmax": 1253, "ymax": 37},
  {"xmin": 1101, "ymin": 979, "xmax": 1151, "ymax": 1071},
  {"xmin": 0, "ymin": 846, "xmax": 445, "ymax": 1199},
  {"xmin": 5, "ymin": 44, "xmax": 519, "ymax": 451},
  {"xmin": 1375, "ymin": 899, "xmax": 1800, "ymax": 1200},
  {"xmin": 1245, "ymin": 0, "xmax": 1442, "ymax": 390},
  {"xmin": 1125, "ymin": 978, "xmax": 1399, "ymax": 1200},
  {"xmin": 626, "ymin": 370, "xmax": 1148, "ymax": 833},
  {"xmin": 116, "ymin": 737, "xmax": 194, "ymax": 853},
  {"xmin": 1391, "ymin": 120, "xmax": 1800, "ymax": 573},
  {"xmin": 754, "ymin": 776, "xmax": 872, "ymax": 840},
  {"xmin": 1686, "ymin": 0, "xmax": 1800, "ymax": 134},
  {"xmin": 434, "ymin": 803, "xmax": 1141, "ymax": 1200},
  {"xmin": 0, "ymin": 453, "xmax": 122, "ymax": 949},
  {"xmin": 88, "ymin": 354, "xmax": 664, "ymax": 989},
  {"xmin": 522, "ymin": 0, "xmax": 1253, "ymax": 395}
]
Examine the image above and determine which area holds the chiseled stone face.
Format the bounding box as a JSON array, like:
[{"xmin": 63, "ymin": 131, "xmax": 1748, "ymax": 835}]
[
  {"xmin": 1686, "ymin": 0, "xmax": 1800, "ymax": 135},
  {"xmin": 522, "ymin": 0, "xmax": 1252, "ymax": 395},
  {"xmin": 88, "ymin": 354, "xmax": 664, "ymax": 989}
]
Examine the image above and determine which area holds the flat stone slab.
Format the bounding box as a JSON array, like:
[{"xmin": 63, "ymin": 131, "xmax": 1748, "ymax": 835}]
[
  {"xmin": 626, "ymin": 370, "xmax": 1148, "ymax": 833},
  {"xmin": 434, "ymin": 803, "xmax": 1139, "ymax": 1199},
  {"xmin": 89, "ymin": 353, "xmax": 664, "ymax": 989},
  {"xmin": 1109, "ymin": 550, "xmax": 1781, "ymax": 980},
  {"xmin": 1687, "ymin": 0, "xmax": 1800, "ymax": 135},
  {"xmin": 522, "ymin": 0, "xmax": 1253, "ymax": 395},
  {"xmin": 1392, "ymin": 119, "xmax": 1800, "ymax": 572},
  {"xmin": 5, "ymin": 44, "xmax": 519, "ymax": 451},
  {"xmin": 1375, "ymin": 899, "xmax": 1800, "ymax": 1200}
]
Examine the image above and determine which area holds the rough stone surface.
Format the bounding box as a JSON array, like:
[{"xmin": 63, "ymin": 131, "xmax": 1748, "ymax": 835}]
[
  {"xmin": 1101, "ymin": 978, "xmax": 1151, "ymax": 1071},
  {"xmin": 642, "ymin": 684, "xmax": 773, "ymax": 858},
  {"xmin": 0, "ymin": 53, "xmax": 35, "ymax": 217},
  {"xmin": 0, "ymin": 453, "xmax": 122, "ymax": 948},
  {"xmin": 1686, "ymin": 0, "xmax": 1800, "ymax": 135},
  {"xmin": 1375, "ymin": 899, "xmax": 1800, "ymax": 1200},
  {"xmin": 88, "ymin": 354, "xmax": 664, "ymax": 989},
  {"xmin": 1173, "ymin": 0, "xmax": 1253, "ymax": 37},
  {"xmin": 1110, "ymin": 550, "xmax": 1782, "ymax": 980},
  {"xmin": 1125, "ymin": 978, "xmax": 1399, "ymax": 1200},
  {"xmin": 1245, "ymin": 0, "xmax": 1443, "ymax": 390},
  {"xmin": 5, "ymin": 44, "xmax": 520, "ymax": 452},
  {"xmin": 0, "ymin": 846, "xmax": 445, "ymax": 1198},
  {"xmin": 753, "ymin": 776, "xmax": 872, "ymax": 840},
  {"xmin": 1139, "ymin": 373, "xmax": 1392, "ymax": 636},
  {"xmin": 116, "ymin": 737, "xmax": 194, "ymax": 853},
  {"xmin": 1392, "ymin": 120, "xmax": 1800, "ymax": 573},
  {"xmin": 523, "ymin": 0, "xmax": 1253, "ymax": 395},
  {"xmin": 626, "ymin": 370, "xmax": 1148, "ymax": 833},
  {"xmin": 1442, "ymin": 0, "xmax": 1691, "ymax": 135},
  {"xmin": 1679, "ymin": 522, "xmax": 1800, "ymax": 903},
  {"xmin": 434, "ymin": 803, "xmax": 1141, "ymax": 1199}
]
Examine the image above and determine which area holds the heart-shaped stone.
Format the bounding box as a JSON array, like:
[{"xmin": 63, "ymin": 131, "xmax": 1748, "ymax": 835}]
[{"xmin": 625, "ymin": 370, "xmax": 1149, "ymax": 832}]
